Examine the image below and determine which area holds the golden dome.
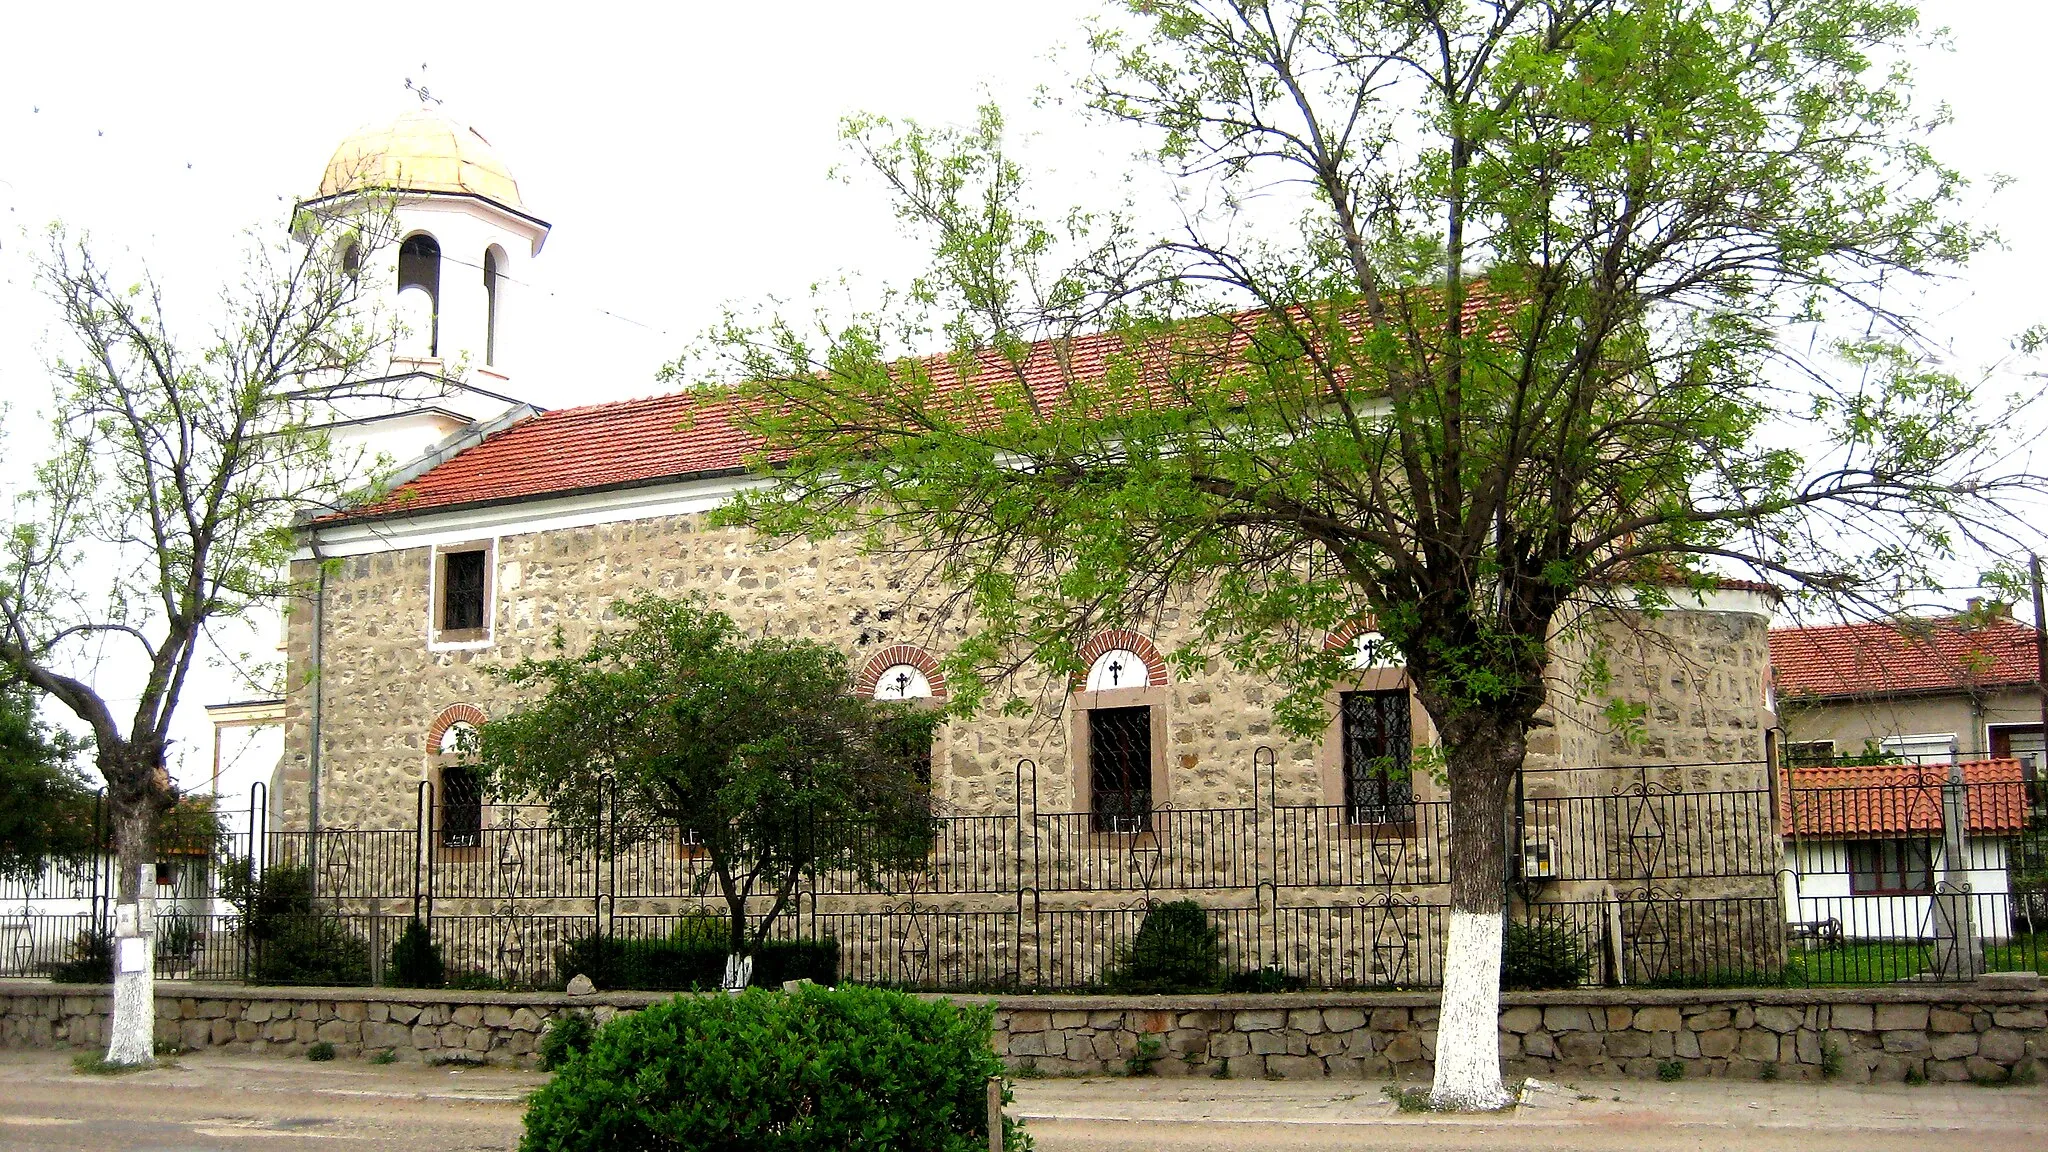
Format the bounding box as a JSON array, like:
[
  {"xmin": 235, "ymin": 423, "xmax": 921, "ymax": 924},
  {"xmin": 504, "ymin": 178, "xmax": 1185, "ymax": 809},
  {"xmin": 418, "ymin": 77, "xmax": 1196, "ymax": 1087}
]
[{"xmin": 316, "ymin": 107, "xmax": 524, "ymax": 209}]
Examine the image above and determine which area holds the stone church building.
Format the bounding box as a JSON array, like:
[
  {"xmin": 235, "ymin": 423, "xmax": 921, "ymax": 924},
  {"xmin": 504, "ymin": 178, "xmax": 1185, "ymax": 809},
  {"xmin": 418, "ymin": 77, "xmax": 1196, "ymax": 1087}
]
[{"xmin": 277, "ymin": 107, "xmax": 1785, "ymax": 990}]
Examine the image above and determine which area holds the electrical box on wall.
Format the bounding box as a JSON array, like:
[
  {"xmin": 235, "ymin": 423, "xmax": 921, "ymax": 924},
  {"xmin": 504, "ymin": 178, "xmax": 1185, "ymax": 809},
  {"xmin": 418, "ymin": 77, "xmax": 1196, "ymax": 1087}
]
[{"xmin": 1520, "ymin": 838, "xmax": 1558, "ymax": 880}]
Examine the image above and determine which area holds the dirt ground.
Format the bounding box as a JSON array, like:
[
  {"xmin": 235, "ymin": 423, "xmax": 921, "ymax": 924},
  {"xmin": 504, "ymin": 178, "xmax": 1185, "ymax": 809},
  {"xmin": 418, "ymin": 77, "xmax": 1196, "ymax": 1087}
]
[{"xmin": 0, "ymin": 1048, "xmax": 2041, "ymax": 1151}]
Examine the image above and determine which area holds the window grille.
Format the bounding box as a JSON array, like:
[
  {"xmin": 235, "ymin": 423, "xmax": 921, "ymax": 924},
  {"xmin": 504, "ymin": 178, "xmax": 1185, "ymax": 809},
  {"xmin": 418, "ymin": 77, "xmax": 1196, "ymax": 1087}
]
[
  {"xmin": 1847, "ymin": 838, "xmax": 1934, "ymax": 895},
  {"xmin": 441, "ymin": 550, "xmax": 487, "ymax": 632},
  {"xmin": 1341, "ymin": 689, "xmax": 1414, "ymax": 825},
  {"xmin": 441, "ymin": 764, "xmax": 483, "ymax": 849},
  {"xmin": 1088, "ymin": 706, "xmax": 1152, "ymax": 833}
]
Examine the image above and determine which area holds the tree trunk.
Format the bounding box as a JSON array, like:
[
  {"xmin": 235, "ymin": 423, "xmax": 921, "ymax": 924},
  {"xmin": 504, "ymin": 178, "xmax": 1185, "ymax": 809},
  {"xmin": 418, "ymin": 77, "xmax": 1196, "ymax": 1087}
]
[
  {"xmin": 1428, "ymin": 720, "xmax": 1523, "ymax": 1111},
  {"xmin": 105, "ymin": 797, "xmax": 156, "ymax": 1066}
]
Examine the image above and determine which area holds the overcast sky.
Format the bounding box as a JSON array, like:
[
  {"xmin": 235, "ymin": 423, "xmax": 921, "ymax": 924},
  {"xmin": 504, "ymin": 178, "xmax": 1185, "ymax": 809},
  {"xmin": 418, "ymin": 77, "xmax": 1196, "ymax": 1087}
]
[{"xmin": 1, "ymin": 2, "xmax": 2042, "ymax": 792}]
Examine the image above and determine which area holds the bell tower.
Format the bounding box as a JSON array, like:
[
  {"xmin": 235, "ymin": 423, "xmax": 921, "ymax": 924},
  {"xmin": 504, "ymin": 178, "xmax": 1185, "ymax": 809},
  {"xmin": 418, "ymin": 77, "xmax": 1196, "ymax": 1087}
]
[{"xmin": 302, "ymin": 101, "xmax": 550, "ymax": 388}]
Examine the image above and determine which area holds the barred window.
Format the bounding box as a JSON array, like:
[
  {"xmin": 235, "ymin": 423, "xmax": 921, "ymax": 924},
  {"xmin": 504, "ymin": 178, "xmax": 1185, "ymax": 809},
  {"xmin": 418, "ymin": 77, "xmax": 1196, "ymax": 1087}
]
[
  {"xmin": 1341, "ymin": 689, "xmax": 1414, "ymax": 825},
  {"xmin": 1848, "ymin": 839, "xmax": 1933, "ymax": 896},
  {"xmin": 1088, "ymin": 706, "xmax": 1152, "ymax": 833},
  {"xmin": 441, "ymin": 764, "xmax": 484, "ymax": 850},
  {"xmin": 441, "ymin": 549, "xmax": 487, "ymax": 633}
]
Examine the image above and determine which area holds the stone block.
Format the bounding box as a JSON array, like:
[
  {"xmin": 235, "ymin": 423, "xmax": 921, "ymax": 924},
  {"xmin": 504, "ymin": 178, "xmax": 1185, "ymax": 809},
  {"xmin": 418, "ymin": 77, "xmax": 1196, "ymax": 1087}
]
[
  {"xmin": 1236, "ymin": 1009, "xmax": 1285, "ymax": 1032},
  {"xmin": 1249, "ymin": 1030, "xmax": 1286, "ymax": 1055},
  {"xmin": 198, "ymin": 1001, "xmax": 228, "ymax": 1020},
  {"xmin": 1325, "ymin": 1056, "xmax": 1365, "ymax": 1078},
  {"xmin": 157, "ymin": 1000, "xmax": 182, "ymax": 1022},
  {"xmin": 180, "ymin": 1019, "xmax": 211, "ymax": 1049},
  {"xmin": 1212, "ymin": 1032, "xmax": 1250, "ymax": 1058},
  {"xmin": 367, "ymin": 1003, "xmax": 389, "ymax": 1024},
  {"xmin": 1008, "ymin": 1031, "xmax": 1045, "ymax": 1056},
  {"xmin": 510, "ymin": 1008, "xmax": 542, "ymax": 1032},
  {"xmin": 1499, "ymin": 1006, "xmax": 1543, "ymax": 1034},
  {"xmin": 1965, "ymin": 1056, "xmax": 2009, "ymax": 1083},
  {"xmin": 1624, "ymin": 1057, "xmax": 1662, "ymax": 1080},
  {"xmin": 294, "ymin": 1019, "xmax": 316, "ymax": 1044},
  {"xmin": 1608, "ymin": 1031, "xmax": 1651, "ymax": 1059},
  {"xmin": 1089, "ymin": 1011, "xmax": 1122, "ymax": 1029},
  {"xmin": 1930, "ymin": 1033, "xmax": 1977, "ymax": 1060},
  {"xmin": 1499, "ymin": 1031, "xmax": 1521, "ymax": 1059},
  {"xmin": 210, "ymin": 1018, "xmax": 235, "ymax": 1045},
  {"xmin": 1831, "ymin": 1003, "xmax": 1874, "ymax": 1032},
  {"xmin": 1632, "ymin": 1006, "xmax": 1681, "ymax": 1033},
  {"xmin": 1927, "ymin": 1008, "xmax": 1971, "ymax": 1033},
  {"xmin": 1287, "ymin": 1009, "xmax": 1324, "ymax": 1034},
  {"xmin": 411, "ymin": 1023, "xmax": 438, "ymax": 1049},
  {"xmin": 451, "ymin": 1005, "xmax": 484, "ymax": 1028},
  {"xmin": 439, "ymin": 1023, "xmax": 467, "ymax": 1049},
  {"xmin": 1323, "ymin": 1008, "xmax": 1366, "ymax": 1032},
  {"xmin": 266, "ymin": 1019, "xmax": 296, "ymax": 1042},
  {"xmin": 389, "ymin": 1004, "xmax": 421, "ymax": 1025},
  {"xmin": 1090, "ymin": 1033, "xmax": 1121, "ymax": 1061},
  {"xmin": 1738, "ymin": 1030, "xmax": 1779, "ymax": 1062},
  {"xmin": 1873, "ymin": 1004, "xmax": 1928, "ymax": 1032},
  {"xmin": 235, "ymin": 1020, "xmax": 261, "ymax": 1043},
  {"xmin": 1266, "ymin": 1054, "xmax": 1324, "ymax": 1078},
  {"xmin": 483, "ymin": 1005, "xmax": 513, "ymax": 1028},
  {"xmin": 1927, "ymin": 1058, "xmax": 1968, "ymax": 1083},
  {"xmin": 1308, "ymin": 1032, "xmax": 1345, "ymax": 1056},
  {"xmin": 335, "ymin": 1001, "xmax": 367, "ymax": 1023},
  {"xmin": 364, "ymin": 1021, "xmax": 410, "ymax": 1049},
  {"xmin": 1795, "ymin": 1029, "xmax": 1821, "ymax": 1065},
  {"xmin": 1652, "ymin": 1030, "xmax": 1675, "ymax": 1058},
  {"xmin": 1881, "ymin": 1031, "xmax": 1929, "ymax": 1054},
  {"xmin": 1991, "ymin": 1007, "xmax": 2046, "ymax": 1029},
  {"xmin": 1558, "ymin": 1032, "xmax": 1605, "ymax": 1064},
  {"xmin": 1008, "ymin": 1011, "xmax": 1049, "ymax": 1033},
  {"xmin": 1370, "ymin": 1008, "xmax": 1409, "ymax": 1031},
  {"xmin": 1754, "ymin": 1006, "xmax": 1801, "ymax": 1034},
  {"xmin": 465, "ymin": 1028, "xmax": 492, "ymax": 1052},
  {"xmin": 1686, "ymin": 1008, "xmax": 1732, "ymax": 1031},
  {"xmin": 1978, "ymin": 1029, "xmax": 2025, "ymax": 1064},
  {"xmin": 1051, "ymin": 1011, "xmax": 1090, "ymax": 1029},
  {"xmin": 316, "ymin": 1019, "xmax": 353, "ymax": 1043},
  {"xmin": 1383, "ymin": 1034, "xmax": 1424, "ymax": 1063},
  {"xmin": 1544, "ymin": 1005, "xmax": 1595, "ymax": 1033},
  {"xmin": 1522, "ymin": 1030, "xmax": 1556, "ymax": 1058},
  {"xmin": 1606, "ymin": 1006, "xmax": 1633, "ymax": 1031},
  {"xmin": 1698, "ymin": 1028, "xmax": 1738, "ymax": 1058}
]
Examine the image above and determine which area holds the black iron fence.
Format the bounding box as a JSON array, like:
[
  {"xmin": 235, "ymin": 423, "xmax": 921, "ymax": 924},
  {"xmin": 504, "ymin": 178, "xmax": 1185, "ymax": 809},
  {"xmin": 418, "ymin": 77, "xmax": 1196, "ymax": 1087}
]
[{"xmin": 3, "ymin": 759, "xmax": 2041, "ymax": 992}]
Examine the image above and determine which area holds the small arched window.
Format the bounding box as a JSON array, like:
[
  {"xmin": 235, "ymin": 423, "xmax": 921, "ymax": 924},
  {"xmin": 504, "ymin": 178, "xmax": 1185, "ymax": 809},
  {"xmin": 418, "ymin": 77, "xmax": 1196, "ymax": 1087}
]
[
  {"xmin": 482, "ymin": 246, "xmax": 504, "ymax": 366},
  {"xmin": 428, "ymin": 710, "xmax": 485, "ymax": 850},
  {"xmin": 397, "ymin": 233, "xmax": 442, "ymax": 357},
  {"xmin": 340, "ymin": 242, "xmax": 361, "ymax": 281}
]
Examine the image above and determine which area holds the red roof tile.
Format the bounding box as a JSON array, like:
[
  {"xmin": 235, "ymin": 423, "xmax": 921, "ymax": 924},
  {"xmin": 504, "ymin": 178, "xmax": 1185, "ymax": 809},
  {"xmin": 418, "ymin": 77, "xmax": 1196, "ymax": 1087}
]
[
  {"xmin": 1779, "ymin": 758, "xmax": 2029, "ymax": 838},
  {"xmin": 322, "ymin": 296, "xmax": 1512, "ymax": 525},
  {"xmin": 1769, "ymin": 618, "xmax": 2039, "ymax": 699}
]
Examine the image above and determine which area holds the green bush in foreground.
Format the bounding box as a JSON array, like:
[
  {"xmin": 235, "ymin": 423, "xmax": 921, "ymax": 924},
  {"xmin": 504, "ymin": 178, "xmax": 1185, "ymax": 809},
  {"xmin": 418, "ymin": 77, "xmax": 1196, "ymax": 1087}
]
[
  {"xmin": 520, "ymin": 984, "xmax": 1026, "ymax": 1152},
  {"xmin": 1499, "ymin": 920, "xmax": 1590, "ymax": 990}
]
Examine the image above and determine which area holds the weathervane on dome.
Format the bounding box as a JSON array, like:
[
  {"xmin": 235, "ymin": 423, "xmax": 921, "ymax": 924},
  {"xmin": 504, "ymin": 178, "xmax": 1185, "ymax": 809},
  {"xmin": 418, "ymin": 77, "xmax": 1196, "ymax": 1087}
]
[{"xmin": 403, "ymin": 64, "xmax": 443, "ymax": 108}]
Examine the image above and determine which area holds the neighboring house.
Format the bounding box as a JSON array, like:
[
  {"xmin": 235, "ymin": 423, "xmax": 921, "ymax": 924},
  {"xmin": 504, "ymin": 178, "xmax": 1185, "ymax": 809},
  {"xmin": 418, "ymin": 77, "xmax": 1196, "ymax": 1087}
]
[
  {"xmin": 264, "ymin": 107, "xmax": 1788, "ymax": 988},
  {"xmin": 1769, "ymin": 610, "xmax": 2045, "ymax": 778},
  {"xmin": 1780, "ymin": 758, "xmax": 2028, "ymax": 944}
]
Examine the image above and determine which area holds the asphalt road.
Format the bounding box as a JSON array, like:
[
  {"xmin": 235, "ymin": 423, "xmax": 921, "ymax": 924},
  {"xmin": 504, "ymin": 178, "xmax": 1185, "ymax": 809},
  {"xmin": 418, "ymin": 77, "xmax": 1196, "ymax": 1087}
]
[{"xmin": 0, "ymin": 1049, "xmax": 2042, "ymax": 1151}]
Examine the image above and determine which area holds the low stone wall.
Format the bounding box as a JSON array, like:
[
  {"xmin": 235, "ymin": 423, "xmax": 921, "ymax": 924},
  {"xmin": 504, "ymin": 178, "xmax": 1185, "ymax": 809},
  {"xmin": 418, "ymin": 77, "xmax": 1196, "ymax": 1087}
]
[{"xmin": 3, "ymin": 979, "xmax": 2042, "ymax": 1084}]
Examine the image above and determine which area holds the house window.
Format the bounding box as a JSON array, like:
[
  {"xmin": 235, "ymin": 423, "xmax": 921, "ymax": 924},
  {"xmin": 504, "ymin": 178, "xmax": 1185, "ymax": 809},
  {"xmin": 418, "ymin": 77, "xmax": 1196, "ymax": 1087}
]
[
  {"xmin": 1848, "ymin": 839, "xmax": 1934, "ymax": 896},
  {"xmin": 1088, "ymin": 706, "xmax": 1153, "ymax": 833},
  {"xmin": 1340, "ymin": 689, "xmax": 1414, "ymax": 825},
  {"xmin": 1878, "ymin": 733, "xmax": 1955, "ymax": 767},
  {"xmin": 440, "ymin": 763, "xmax": 484, "ymax": 850},
  {"xmin": 432, "ymin": 543, "xmax": 493, "ymax": 645},
  {"xmin": 1786, "ymin": 740, "xmax": 1837, "ymax": 767}
]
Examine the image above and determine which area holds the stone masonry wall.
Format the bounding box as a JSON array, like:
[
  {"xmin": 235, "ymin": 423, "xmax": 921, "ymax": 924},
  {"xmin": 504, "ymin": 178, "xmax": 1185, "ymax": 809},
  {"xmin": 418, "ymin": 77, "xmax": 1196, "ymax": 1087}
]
[{"xmin": 6, "ymin": 981, "xmax": 2041, "ymax": 1085}]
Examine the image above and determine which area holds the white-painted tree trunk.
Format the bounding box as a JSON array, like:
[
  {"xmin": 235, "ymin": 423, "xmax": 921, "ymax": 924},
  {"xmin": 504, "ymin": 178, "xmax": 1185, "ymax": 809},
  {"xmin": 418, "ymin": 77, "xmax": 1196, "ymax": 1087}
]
[
  {"xmin": 105, "ymin": 873, "xmax": 156, "ymax": 1066},
  {"xmin": 1429, "ymin": 910, "xmax": 1509, "ymax": 1111}
]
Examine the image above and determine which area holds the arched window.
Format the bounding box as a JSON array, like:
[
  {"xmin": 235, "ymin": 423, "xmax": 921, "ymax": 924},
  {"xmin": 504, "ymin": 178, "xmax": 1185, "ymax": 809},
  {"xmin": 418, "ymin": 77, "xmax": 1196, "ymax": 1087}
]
[
  {"xmin": 427, "ymin": 707, "xmax": 486, "ymax": 850},
  {"xmin": 397, "ymin": 233, "xmax": 442, "ymax": 357},
  {"xmin": 1070, "ymin": 631, "xmax": 1169, "ymax": 833},
  {"xmin": 340, "ymin": 242, "xmax": 361, "ymax": 281},
  {"xmin": 482, "ymin": 246, "xmax": 504, "ymax": 366},
  {"xmin": 856, "ymin": 646, "xmax": 947, "ymax": 790}
]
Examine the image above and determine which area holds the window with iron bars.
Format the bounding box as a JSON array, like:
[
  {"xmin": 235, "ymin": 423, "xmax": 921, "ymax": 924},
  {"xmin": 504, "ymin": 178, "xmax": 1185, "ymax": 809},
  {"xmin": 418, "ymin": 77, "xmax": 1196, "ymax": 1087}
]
[
  {"xmin": 441, "ymin": 764, "xmax": 484, "ymax": 849},
  {"xmin": 1341, "ymin": 689, "xmax": 1414, "ymax": 825},
  {"xmin": 1088, "ymin": 706, "xmax": 1152, "ymax": 833}
]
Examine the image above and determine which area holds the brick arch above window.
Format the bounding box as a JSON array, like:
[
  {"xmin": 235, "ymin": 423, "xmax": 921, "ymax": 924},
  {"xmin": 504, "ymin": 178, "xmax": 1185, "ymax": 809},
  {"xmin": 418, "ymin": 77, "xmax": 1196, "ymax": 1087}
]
[
  {"xmin": 1324, "ymin": 616, "xmax": 1403, "ymax": 670},
  {"xmin": 855, "ymin": 644, "xmax": 948, "ymax": 700},
  {"xmin": 1072, "ymin": 629, "xmax": 1169, "ymax": 692},
  {"xmin": 426, "ymin": 703, "xmax": 488, "ymax": 756}
]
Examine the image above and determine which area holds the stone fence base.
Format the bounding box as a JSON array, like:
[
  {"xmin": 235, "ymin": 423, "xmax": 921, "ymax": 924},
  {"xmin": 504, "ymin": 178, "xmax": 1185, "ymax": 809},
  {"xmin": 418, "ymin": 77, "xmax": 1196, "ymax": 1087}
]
[{"xmin": 3, "ymin": 979, "xmax": 2043, "ymax": 1085}]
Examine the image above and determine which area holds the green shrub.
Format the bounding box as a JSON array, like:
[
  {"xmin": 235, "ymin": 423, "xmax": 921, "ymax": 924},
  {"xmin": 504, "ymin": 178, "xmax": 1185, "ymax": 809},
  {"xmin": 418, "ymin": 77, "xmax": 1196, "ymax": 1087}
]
[
  {"xmin": 520, "ymin": 984, "xmax": 1024, "ymax": 1152},
  {"xmin": 538, "ymin": 1010, "xmax": 595, "ymax": 1072},
  {"xmin": 49, "ymin": 930, "xmax": 113, "ymax": 983},
  {"xmin": 554, "ymin": 918, "xmax": 837, "ymax": 991},
  {"xmin": 1125, "ymin": 1035, "xmax": 1164, "ymax": 1076},
  {"xmin": 1221, "ymin": 967, "xmax": 1305, "ymax": 993},
  {"xmin": 307, "ymin": 1041, "xmax": 336, "ymax": 1061},
  {"xmin": 220, "ymin": 862, "xmax": 372, "ymax": 985},
  {"xmin": 387, "ymin": 918, "xmax": 445, "ymax": 989},
  {"xmin": 1105, "ymin": 901, "xmax": 1221, "ymax": 993},
  {"xmin": 1656, "ymin": 1059, "xmax": 1684, "ymax": 1081},
  {"xmin": 1499, "ymin": 920, "xmax": 1589, "ymax": 990}
]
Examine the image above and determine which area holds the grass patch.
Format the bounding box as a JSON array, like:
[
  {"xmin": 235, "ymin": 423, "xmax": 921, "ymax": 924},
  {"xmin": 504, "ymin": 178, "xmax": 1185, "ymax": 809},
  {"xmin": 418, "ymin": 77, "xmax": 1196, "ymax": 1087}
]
[
  {"xmin": 1656, "ymin": 1060, "xmax": 1685, "ymax": 1082},
  {"xmin": 1384, "ymin": 1085, "xmax": 1433, "ymax": 1112},
  {"xmin": 72, "ymin": 1053, "xmax": 158, "ymax": 1075},
  {"xmin": 1124, "ymin": 1035, "xmax": 1164, "ymax": 1077},
  {"xmin": 370, "ymin": 1048, "xmax": 397, "ymax": 1065},
  {"xmin": 307, "ymin": 1041, "xmax": 336, "ymax": 1061}
]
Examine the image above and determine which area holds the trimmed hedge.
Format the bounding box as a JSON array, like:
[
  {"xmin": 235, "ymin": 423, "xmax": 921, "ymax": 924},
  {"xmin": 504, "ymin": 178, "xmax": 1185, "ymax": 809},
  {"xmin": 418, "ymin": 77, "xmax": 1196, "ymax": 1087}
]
[
  {"xmin": 521, "ymin": 984, "xmax": 1023, "ymax": 1152},
  {"xmin": 1500, "ymin": 919, "xmax": 1591, "ymax": 990},
  {"xmin": 556, "ymin": 926, "xmax": 839, "ymax": 991},
  {"xmin": 1105, "ymin": 900, "xmax": 1222, "ymax": 993}
]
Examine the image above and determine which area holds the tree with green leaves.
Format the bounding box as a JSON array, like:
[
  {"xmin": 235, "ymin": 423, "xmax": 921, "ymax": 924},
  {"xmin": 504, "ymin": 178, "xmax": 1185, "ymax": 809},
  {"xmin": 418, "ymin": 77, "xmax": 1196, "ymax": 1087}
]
[
  {"xmin": 475, "ymin": 594, "xmax": 941, "ymax": 981},
  {"xmin": 0, "ymin": 208, "xmax": 393, "ymax": 1066},
  {"xmin": 0, "ymin": 681, "xmax": 96, "ymax": 881},
  {"xmin": 701, "ymin": 1, "xmax": 2040, "ymax": 1107}
]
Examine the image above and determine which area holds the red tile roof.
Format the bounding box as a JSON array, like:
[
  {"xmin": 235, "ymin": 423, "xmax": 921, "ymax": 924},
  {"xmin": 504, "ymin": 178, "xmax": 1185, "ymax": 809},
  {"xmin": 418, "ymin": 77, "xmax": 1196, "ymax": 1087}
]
[
  {"xmin": 1780, "ymin": 758, "xmax": 2029, "ymax": 838},
  {"xmin": 1769, "ymin": 618, "xmax": 2039, "ymax": 700},
  {"xmin": 320, "ymin": 296, "xmax": 1509, "ymax": 525}
]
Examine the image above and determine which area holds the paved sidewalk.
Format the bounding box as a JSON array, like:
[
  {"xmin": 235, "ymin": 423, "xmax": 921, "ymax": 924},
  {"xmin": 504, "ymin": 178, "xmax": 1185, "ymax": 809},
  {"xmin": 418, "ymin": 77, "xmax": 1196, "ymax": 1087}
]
[{"xmin": 0, "ymin": 1049, "xmax": 2041, "ymax": 1150}]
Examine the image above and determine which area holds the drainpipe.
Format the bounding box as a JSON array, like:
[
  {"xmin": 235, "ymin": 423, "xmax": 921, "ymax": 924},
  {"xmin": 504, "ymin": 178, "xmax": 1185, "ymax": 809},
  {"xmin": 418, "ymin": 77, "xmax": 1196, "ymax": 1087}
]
[{"xmin": 307, "ymin": 537, "xmax": 329, "ymax": 850}]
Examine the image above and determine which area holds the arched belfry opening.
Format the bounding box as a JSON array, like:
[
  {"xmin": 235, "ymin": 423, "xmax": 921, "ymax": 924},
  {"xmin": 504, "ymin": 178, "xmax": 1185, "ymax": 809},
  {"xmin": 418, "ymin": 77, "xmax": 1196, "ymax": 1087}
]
[
  {"xmin": 397, "ymin": 233, "xmax": 442, "ymax": 356},
  {"xmin": 482, "ymin": 245, "xmax": 505, "ymax": 367}
]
